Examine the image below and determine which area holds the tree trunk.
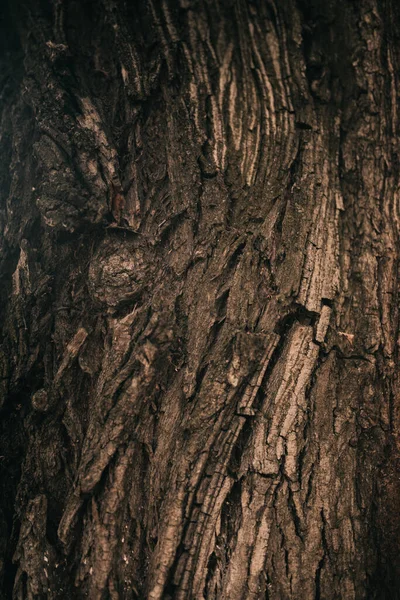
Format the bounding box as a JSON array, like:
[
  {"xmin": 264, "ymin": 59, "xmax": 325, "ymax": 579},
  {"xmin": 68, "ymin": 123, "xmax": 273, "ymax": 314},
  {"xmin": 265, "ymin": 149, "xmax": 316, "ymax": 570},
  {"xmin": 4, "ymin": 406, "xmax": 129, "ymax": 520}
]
[{"xmin": 1, "ymin": 0, "xmax": 399, "ymax": 598}]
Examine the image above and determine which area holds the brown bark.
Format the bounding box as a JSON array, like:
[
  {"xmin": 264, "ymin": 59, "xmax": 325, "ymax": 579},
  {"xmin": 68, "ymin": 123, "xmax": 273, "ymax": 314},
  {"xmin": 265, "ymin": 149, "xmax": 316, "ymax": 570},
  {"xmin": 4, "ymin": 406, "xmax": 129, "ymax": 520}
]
[{"xmin": 0, "ymin": 0, "xmax": 400, "ymax": 598}]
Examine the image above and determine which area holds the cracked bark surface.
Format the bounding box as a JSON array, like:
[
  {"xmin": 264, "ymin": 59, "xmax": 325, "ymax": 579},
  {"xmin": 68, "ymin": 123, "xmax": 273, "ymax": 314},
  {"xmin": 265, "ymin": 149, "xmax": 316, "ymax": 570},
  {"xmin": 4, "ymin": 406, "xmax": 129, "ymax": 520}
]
[{"xmin": 0, "ymin": 0, "xmax": 400, "ymax": 598}]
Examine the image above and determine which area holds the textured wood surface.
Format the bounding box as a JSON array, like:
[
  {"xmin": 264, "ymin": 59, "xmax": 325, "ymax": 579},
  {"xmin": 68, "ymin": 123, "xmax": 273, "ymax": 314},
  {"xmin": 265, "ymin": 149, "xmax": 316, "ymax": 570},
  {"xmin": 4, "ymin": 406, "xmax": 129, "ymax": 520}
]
[{"xmin": 0, "ymin": 0, "xmax": 399, "ymax": 598}]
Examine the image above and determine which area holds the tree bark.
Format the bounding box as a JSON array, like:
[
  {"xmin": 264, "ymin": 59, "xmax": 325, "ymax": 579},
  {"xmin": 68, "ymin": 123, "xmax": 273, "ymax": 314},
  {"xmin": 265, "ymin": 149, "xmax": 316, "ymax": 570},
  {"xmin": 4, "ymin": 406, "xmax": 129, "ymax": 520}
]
[{"xmin": 1, "ymin": 0, "xmax": 400, "ymax": 598}]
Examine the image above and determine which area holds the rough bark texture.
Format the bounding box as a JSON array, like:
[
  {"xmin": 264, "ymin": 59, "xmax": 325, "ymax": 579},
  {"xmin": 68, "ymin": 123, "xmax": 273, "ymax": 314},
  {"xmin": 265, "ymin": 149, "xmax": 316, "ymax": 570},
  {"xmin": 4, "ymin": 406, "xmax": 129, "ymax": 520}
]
[{"xmin": 1, "ymin": 0, "xmax": 400, "ymax": 598}]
